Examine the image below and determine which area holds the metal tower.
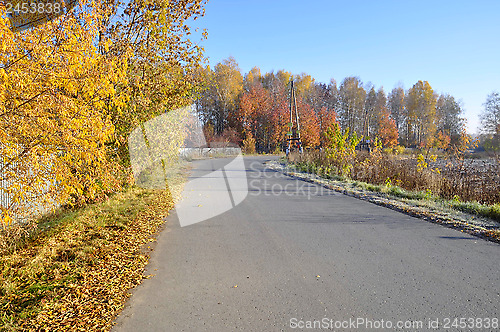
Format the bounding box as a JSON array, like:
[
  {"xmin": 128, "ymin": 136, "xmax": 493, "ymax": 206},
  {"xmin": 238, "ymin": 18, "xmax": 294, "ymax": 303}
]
[{"xmin": 286, "ymin": 80, "xmax": 303, "ymax": 155}]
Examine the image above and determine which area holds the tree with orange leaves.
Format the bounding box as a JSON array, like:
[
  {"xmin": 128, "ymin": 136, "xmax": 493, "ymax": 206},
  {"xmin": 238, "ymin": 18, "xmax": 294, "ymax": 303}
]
[
  {"xmin": 296, "ymin": 100, "xmax": 320, "ymax": 148},
  {"xmin": 317, "ymin": 107, "xmax": 339, "ymax": 147},
  {"xmin": 377, "ymin": 112, "xmax": 399, "ymax": 148}
]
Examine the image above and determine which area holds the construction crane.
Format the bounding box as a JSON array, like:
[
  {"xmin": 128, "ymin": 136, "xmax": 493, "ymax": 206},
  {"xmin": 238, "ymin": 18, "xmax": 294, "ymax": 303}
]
[{"xmin": 286, "ymin": 80, "xmax": 303, "ymax": 156}]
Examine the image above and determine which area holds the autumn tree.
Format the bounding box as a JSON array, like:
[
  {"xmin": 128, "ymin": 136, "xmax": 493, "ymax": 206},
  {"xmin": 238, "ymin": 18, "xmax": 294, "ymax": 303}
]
[
  {"xmin": 435, "ymin": 94, "xmax": 465, "ymax": 147},
  {"xmin": 269, "ymin": 87, "xmax": 290, "ymax": 151},
  {"xmin": 259, "ymin": 70, "xmax": 294, "ymax": 150},
  {"xmin": 0, "ymin": 0, "xmax": 208, "ymax": 221},
  {"xmin": 405, "ymin": 80, "xmax": 437, "ymax": 147},
  {"xmin": 197, "ymin": 57, "xmax": 243, "ymax": 135},
  {"xmin": 101, "ymin": 0, "xmax": 208, "ymax": 163},
  {"xmin": 387, "ymin": 86, "xmax": 405, "ymax": 141},
  {"xmin": 363, "ymin": 87, "xmax": 377, "ymax": 138},
  {"xmin": 338, "ymin": 76, "xmax": 366, "ymax": 136},
  {"xmin": 317, "ymin": 107, "xmax": 339, "ymax": 147},
  {"xmin": 262, "ymin": 70, "xmax": 292, "ymax": 97},
  {"xmin": 293, "ymin": 73, "xmax": 315, "ymax": 99},
  {"xmin": 296, "ymin": 99, "xmax": 320, "ymax": 148},
  {"xmin": 238, "ymin": 85, "xmax": 270, "ymax": 151},
  {"xmin": 480, "ymin": 92, "xmax": 500, "ymax": 153},
  {"xmin": 238, "ymin": 82, "xmax": 291, "ymax": 152},
  {"xmin": 243, "ymin": 66, "xmax": 263, "ymax": 91},
  {"xmin": 377, "ymin": 113, "xmax": 399, "ymax": 148},
  {"xmin": 0, "ymin": 1, "xmax": 124, "ymax": 219},
  {"xmin": 210, "ymin": 57, "xmax": 243, "ymax": 134}
]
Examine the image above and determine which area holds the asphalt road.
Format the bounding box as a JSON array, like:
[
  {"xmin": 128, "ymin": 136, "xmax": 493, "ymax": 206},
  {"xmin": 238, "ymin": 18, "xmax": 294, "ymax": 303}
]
[{"xmin": 113, "ymin": 156, "xmax": 499, "ymax": 331}]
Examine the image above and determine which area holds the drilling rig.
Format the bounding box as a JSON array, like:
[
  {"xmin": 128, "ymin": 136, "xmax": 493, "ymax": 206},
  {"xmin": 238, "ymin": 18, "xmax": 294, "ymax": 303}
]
[{"xmin": 286, "ymin": 80, "xmax": 303, "ymax": 156}]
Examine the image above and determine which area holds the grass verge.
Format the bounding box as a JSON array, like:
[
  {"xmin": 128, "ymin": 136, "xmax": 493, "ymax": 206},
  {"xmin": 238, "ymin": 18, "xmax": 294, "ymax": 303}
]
[
  {"xmin": 271, "ymin": 159, "xmax": 500, "ymax": 244},
  {"xmin": 0, "ymin": 186, "xmax": 175, "ymax": 331}
]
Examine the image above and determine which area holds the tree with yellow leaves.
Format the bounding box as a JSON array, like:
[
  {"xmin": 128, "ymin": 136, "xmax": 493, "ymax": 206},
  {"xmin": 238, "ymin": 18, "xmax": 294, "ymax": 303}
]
[
  {"xmin": 405, "ymin": 80, "xmax": 437, "ymax": 147},
  {"xmin": 0, "ymin": 1, "xmax": 126, "ymax": 221},
  {"xmin": 101, "ymin": 0, "xmax": 208, "ymax": 164},
  {"xmin": 0, "ymin": 0, "xmax": 208, "ymax": 222}
]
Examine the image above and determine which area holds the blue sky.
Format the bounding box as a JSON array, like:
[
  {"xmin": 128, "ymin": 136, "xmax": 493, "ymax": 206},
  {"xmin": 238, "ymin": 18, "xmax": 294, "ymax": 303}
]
[{"xmin": 192, "ymin": 0, "xmax": 500, "ymax": 134}]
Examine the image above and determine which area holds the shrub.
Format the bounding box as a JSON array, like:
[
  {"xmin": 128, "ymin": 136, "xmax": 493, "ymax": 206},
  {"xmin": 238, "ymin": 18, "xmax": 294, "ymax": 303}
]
[{"xmin": 324, "ymin": 124, "xmax": 361, "ymax": 177}]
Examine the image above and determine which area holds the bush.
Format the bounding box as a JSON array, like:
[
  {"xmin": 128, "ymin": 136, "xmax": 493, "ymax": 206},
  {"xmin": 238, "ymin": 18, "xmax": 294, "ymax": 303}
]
[
  {"xmin": 394, "ymin": 145, "xmax": 406, "ymax": 155},
  {"xmin": 242, "ymin": 135, "xmax": 256, "ymax": 154},
  {"xmin": 324, "ymin": 124, "xmax": 361, "ymax": 177}
]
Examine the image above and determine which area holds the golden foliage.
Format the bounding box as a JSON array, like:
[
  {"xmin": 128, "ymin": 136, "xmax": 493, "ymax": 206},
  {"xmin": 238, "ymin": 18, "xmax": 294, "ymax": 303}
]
[
  {"xmin": 1, "ymin": 2, "xmax": 125, "ymax": 221},
  {"xmin": 0, "ymin": 0, "xmax": 207, "ymax": 222},
  {"xmin": 324, "ymin": 124, "xmax": 361, "ymax": 177}
]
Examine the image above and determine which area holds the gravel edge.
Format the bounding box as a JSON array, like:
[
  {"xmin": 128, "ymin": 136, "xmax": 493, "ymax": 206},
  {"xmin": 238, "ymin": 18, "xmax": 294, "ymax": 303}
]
[{"xmin": 267, "ymin": 160, "xmax": 500, "ymax": 245}]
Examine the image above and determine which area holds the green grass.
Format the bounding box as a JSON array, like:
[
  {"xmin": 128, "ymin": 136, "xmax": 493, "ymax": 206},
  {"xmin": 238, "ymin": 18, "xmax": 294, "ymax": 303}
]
[
  {"xmin": 360, "ymin": 182, "xmax": 499, "ymax": 221},
  {"xmin": 451, "ymin": 201, "xmax": 500, "ymax": 220}
]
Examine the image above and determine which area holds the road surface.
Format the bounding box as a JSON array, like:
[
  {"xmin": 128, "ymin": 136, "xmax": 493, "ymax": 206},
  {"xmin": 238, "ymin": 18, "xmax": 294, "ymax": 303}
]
[{"xmin": 113, "ymin": 156, "xmax": 499, "ymax": 331}]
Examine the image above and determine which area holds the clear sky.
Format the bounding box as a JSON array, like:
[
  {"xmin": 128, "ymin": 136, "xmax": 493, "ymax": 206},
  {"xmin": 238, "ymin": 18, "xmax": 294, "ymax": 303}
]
[{"xmin": 192, "ymin": 0, "xmax": 500, "ymax": 134}]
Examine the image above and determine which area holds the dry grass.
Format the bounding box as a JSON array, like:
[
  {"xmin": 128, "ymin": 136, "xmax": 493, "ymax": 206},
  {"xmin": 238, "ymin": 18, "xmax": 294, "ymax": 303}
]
[
  {"xmin": 290, "ymin": 150, "xmax": 500, "ymax": 220},
  {"xmin": 0, "ymin": 221, "xmax": 38, "ymax": 257}
]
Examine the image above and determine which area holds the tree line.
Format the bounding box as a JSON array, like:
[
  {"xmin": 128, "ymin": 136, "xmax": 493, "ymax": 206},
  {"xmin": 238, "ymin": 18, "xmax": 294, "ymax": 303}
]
[{"xmin": 196, "ymin": 57, "xmax": 499, "ymax": 154}]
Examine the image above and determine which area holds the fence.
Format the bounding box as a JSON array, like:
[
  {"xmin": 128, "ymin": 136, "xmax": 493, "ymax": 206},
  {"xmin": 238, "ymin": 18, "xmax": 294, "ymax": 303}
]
[{"xmin": 0, "ymin": 160, "xmax": 59, "ymax": 223}]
